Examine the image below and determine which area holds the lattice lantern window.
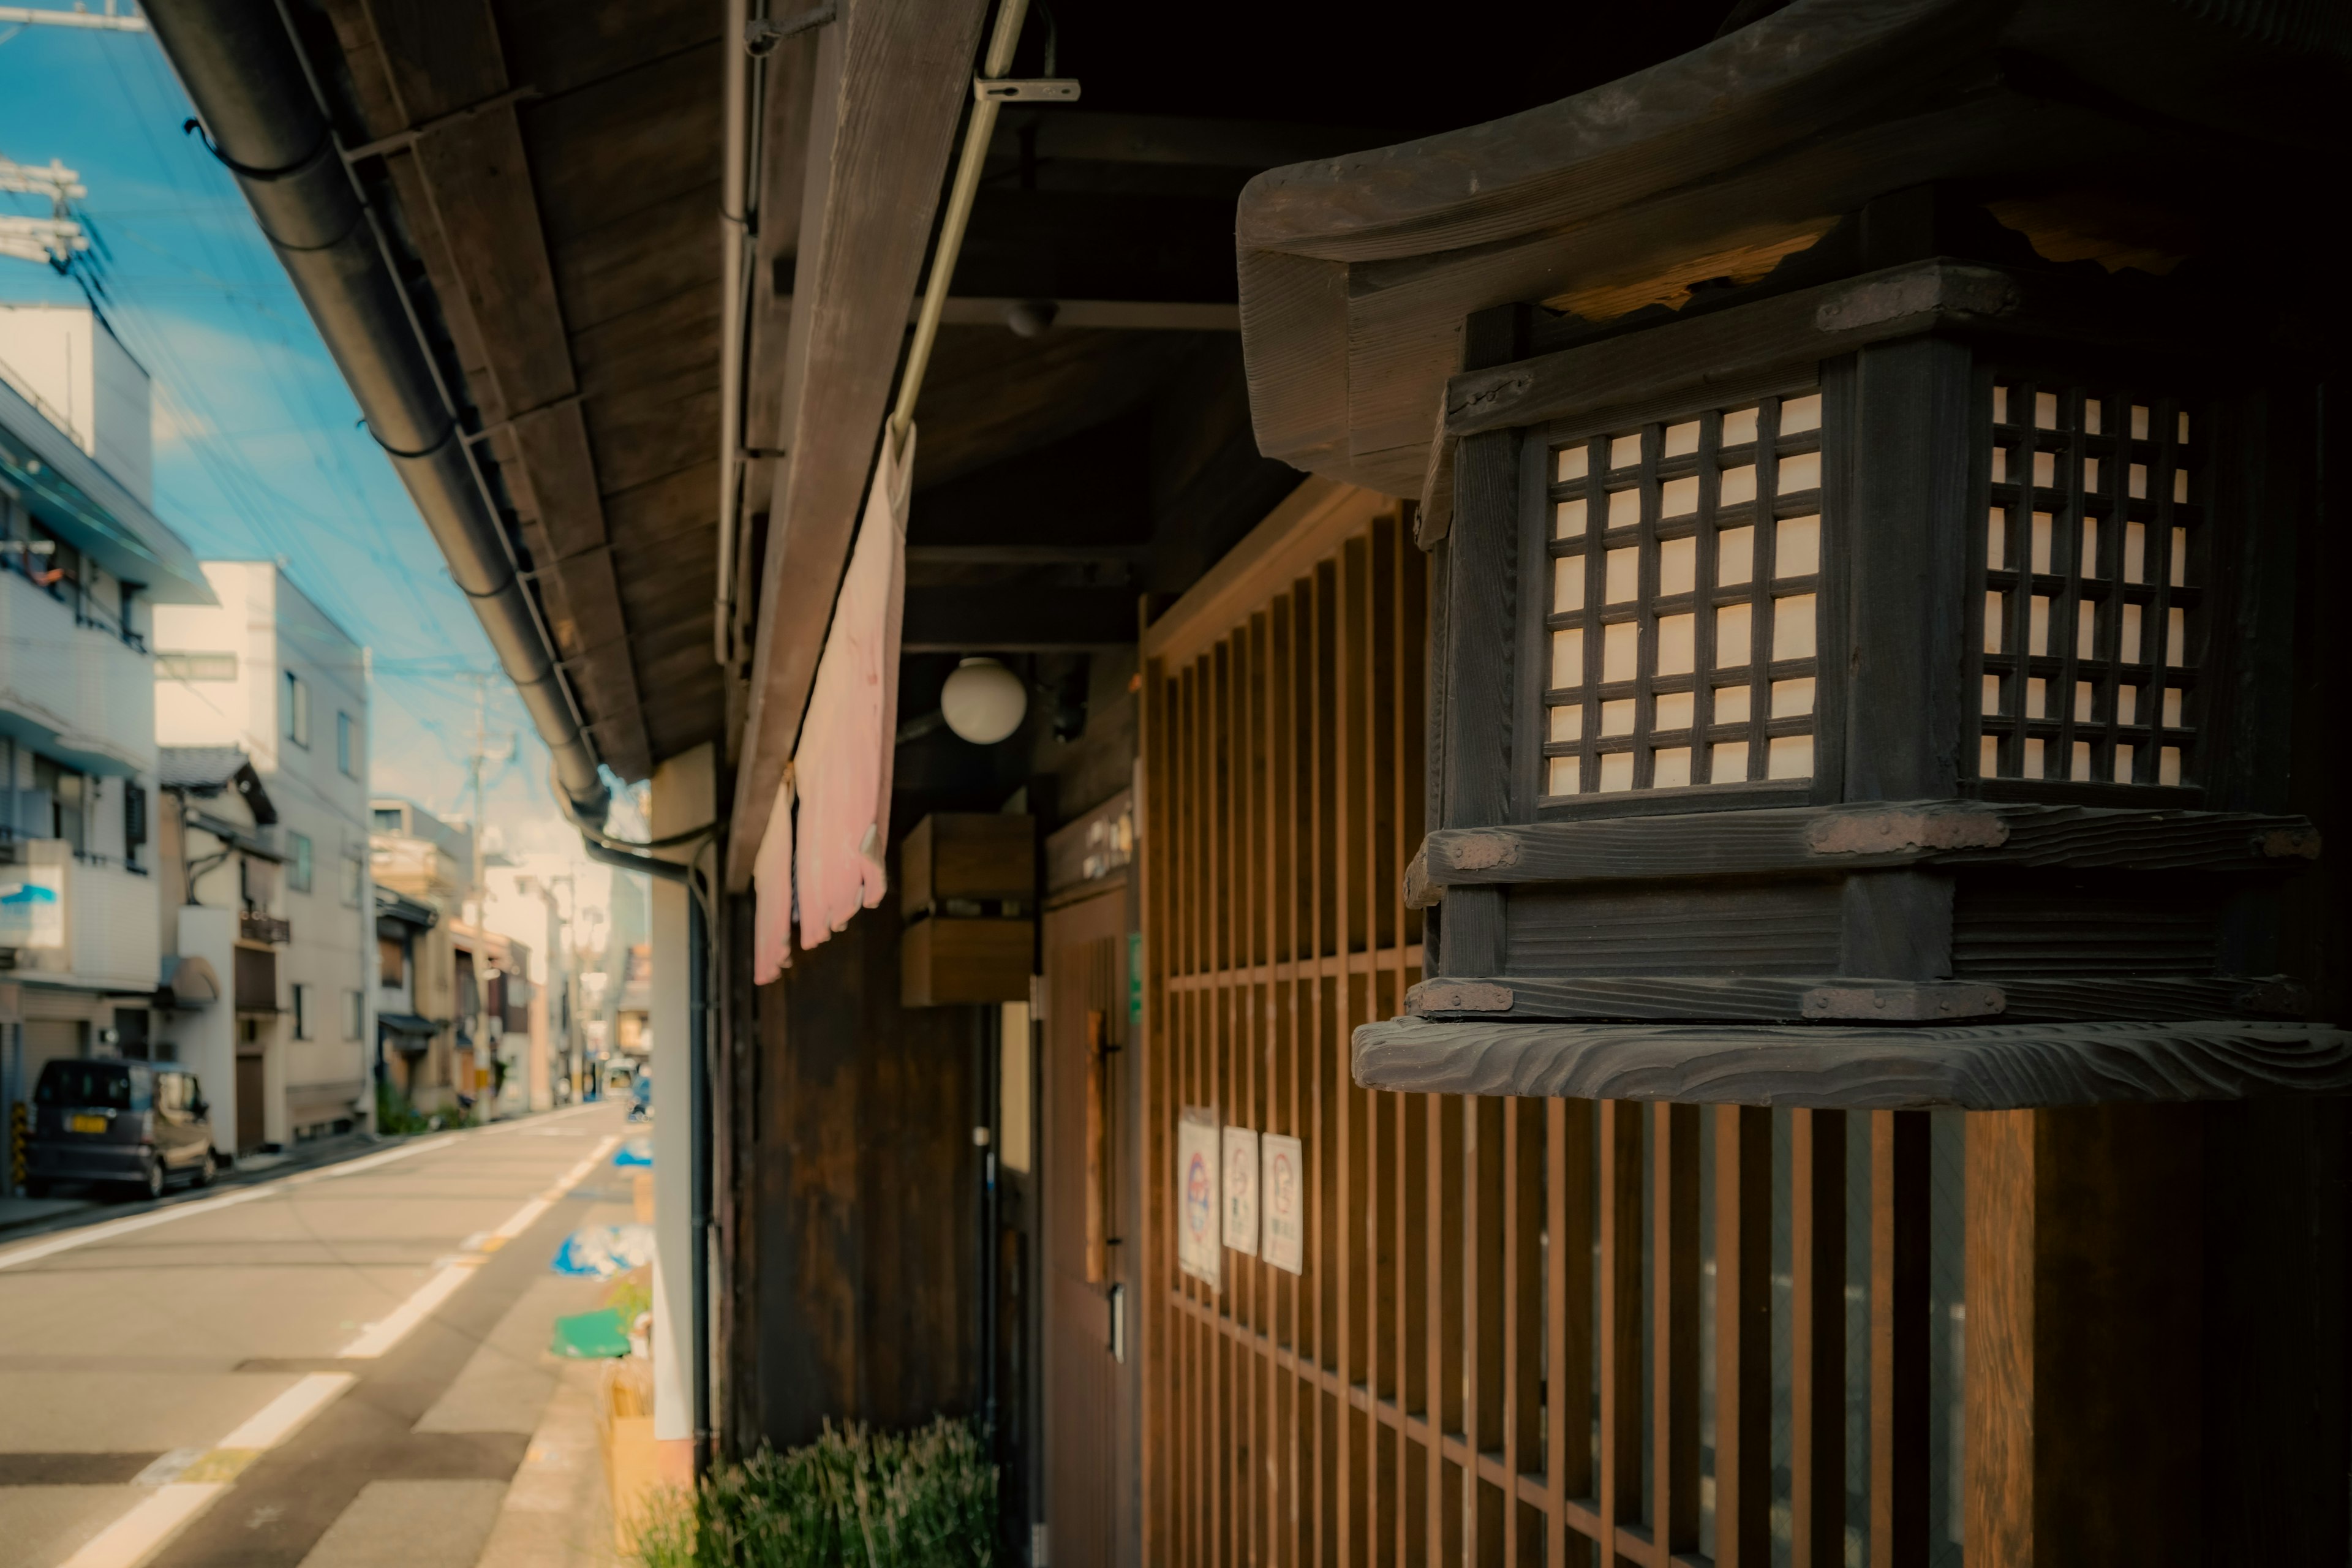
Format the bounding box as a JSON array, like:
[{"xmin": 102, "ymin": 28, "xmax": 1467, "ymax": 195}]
[
  {"xmin": 1542, "ymin": 391, "xmax": 1825, "ymax": 800},
  {"xmin": 1389, "ymin": 262, "xmax": 2331, "ymax": 1087},
  {"xmin": 1975, "ymin": 379, "xmax": 2201, "ymax": 793}
]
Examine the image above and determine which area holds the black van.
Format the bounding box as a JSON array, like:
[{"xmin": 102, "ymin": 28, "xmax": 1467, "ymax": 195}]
[{"xmin": 23, "ymin": 1060, "xmax": 218, "ymax": 1200}]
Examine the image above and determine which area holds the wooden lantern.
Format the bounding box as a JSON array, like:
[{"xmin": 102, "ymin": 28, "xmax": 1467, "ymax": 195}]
[{"xmin": 1234, "ymin": 2, "xmax": 2352, "ymax": 1559}]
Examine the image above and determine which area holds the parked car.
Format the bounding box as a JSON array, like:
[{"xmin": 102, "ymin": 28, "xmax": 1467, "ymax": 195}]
[{"xmin": 23, "ymin": 1060, "xmax": 218, "ymax": 1201}]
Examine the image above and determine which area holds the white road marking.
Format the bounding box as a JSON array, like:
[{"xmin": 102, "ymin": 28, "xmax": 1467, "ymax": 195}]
[
  {"xmin": 37, "ymin": 1114, "xmax": 622, "ymax": 1568},
  {"xmin": 0, "ymin": 1186, "xmax": 278, "ymax": 1275},
  {"xmin": 337, "ymin": 1133, "xmax": 620, "ymax": 1359},
  {"xmin": 214, "ymin": 1371, "xmax": 355, "ymax": 1450},
  {"xmin": 335, "ymin": 1258, "xmax": 486, "ymax": 1359},
  {"xmin": 56, "ymin": 1483, "xmax": 225, "ymax": 1568}
]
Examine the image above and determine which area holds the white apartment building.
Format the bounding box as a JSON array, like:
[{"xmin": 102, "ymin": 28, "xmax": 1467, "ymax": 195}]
[
  {"xmin": 481, "ymin": 854, "xmax": 578, "ymax": 1112},
  {"xmin": 153, "ymin": 563, "xmax": 374, "ymax": 1145},
  {"xmin": 0, "ymin": 305, "xmax": 213, "ymax": 1194}
]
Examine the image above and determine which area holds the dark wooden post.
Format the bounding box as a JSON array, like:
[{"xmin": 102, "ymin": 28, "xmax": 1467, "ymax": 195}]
[{"xmin": 1966, "ymin": 1105, "xmax": 2204, "ymax": 1567}]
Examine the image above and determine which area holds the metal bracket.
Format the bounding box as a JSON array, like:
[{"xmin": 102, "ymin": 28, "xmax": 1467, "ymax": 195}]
[
  {"xmin": 744, "ymin": 2, "xmax": 834, "ymax": 57},
  {"xmin": 975, "ymin": 77, "xmax": 1080, "ymax": 104}
]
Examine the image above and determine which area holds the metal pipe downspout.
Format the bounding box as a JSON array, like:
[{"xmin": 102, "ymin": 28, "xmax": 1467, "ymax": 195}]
[
  {"xmin": 143, "ymin": 0, "xmax": 609, "ymax": 823},
  {"xmin": 713, "ymin": 0, "xmax": 753, "ymax": 668}
]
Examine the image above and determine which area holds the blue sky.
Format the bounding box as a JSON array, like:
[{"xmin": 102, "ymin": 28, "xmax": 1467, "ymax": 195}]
[{"xmin": 0, "ymin": 18, "xmax": 605, "ymax": 859}]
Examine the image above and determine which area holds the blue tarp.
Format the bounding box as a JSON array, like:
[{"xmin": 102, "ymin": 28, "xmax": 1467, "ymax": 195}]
[{"xmin": 550, "ymin": 1223, "xmax": 655, "ymax": 1278}]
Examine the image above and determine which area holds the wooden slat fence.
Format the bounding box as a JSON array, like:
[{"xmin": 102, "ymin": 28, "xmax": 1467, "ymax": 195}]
[{"xmin": 1139, "ymin": 486, "xmax": 1959, "ymax": 1566}]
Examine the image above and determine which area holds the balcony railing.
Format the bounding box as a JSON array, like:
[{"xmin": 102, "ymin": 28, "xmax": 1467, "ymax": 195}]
[{"xmin": 239, "ymin": 911, "xmax": 292, "ymax": 945}]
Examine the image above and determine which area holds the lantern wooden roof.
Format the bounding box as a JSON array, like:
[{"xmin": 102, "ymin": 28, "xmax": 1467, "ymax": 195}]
[{"xmin": 1236, "ymin": 0, "xmax": 2348, "ymax": 502}]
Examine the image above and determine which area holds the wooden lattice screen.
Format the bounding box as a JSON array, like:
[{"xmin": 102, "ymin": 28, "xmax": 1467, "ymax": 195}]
[{"xmin": 1139, "ymin": 483, "xmax": 1959, "ymax": 1567}]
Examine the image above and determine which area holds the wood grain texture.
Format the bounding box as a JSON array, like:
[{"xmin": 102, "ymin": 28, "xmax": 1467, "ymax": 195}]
[
  {"xmin": 1406, "ymin": 973, "xmax": 2005, "ymax": 1023},
  {"xmin": 1234, "ymin": 0, "xmax": 2209, "ymax": 497},
  {"xmin": 1966, "ymin": 1106, "xmax": 2208, "ymax": 1567},
  {"xmin": 1653, "ymin": 1103, "xmax": 1702, "ymax": 1557},
  {"xmin": 749, "ymin": 907, "xmax": 979, "ymax": 1447},
  {"xmin": 1234, "ymin": 0, "xmax": 1974, "ymax": 265},
  {"xmin": 1350, "ymin": 1015, "xmax": 2352, "ymax": 1109},
  {"xmin": 1412, "ymin": 801, "xmax": 2321, "ymax": 892},
  {"xmin": 726, "ymin": 0, "xmax": 992, "ymax": 889},
  {"xmin": 1439, "ymin": 262, "xmax": 2016, "ymax": 459},
  {"xmin": 1505, "ymin": 881, "xmax": 1843, "ymax": 977},
  {"xmin": 1404, "ymin": 972, "xmax": 2312, "ymax": 1024},
  {"xmin": 410, "ymin": 105, "xmax": 578, "ymax": 415},
  {"xmin": 1838, "ymin": 870, "xmax": 1954, "ymax": 982},
  {"xmin": 1790, "ymin": 1107, "xmax": 1845, "ymax": 1568},
  {"xmin": 1869, "ymin": 1110, "xmax": 1929, "ymax": 1568},
  {"xmin": 1714, "ymin": 1104, "xmax": 1771, "ymax": 1568},
  {"xmin": 1439, "ymin": 428, "xmax": 1518, "ymax": 830},
  {"xmin": 1846, "ymin": 336, "xmax": 1969, "ymax": 803}
]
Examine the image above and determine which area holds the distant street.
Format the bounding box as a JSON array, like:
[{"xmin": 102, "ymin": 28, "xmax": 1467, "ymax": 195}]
[{"xmin": 0, "ymin": 1101, "xmax": 634, "ymax": 1568}]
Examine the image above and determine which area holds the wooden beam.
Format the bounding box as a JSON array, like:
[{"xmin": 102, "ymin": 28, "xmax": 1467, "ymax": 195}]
[
  {"xmin": 1410, "ymin": 802, "xmax": 2322, "ymax": 893},
  {"xmin": 1137, "ymin": 477, "xmax": 1389, "ymax": 668},
  {"xmin": 900, "ymin": 584, "xmax": 1137, "ymax": 652},
  {"xmin": 409, "ymin": 108, "xmax": 578, "ymax": 414},
  {"xmin": 927, "ymin": 298, "xmax": 1238, "ymax": 331},
  {"xmin": 727, "ymin": 0, "xmax": 993, "ymax": 891},
  {"xmin": 1402, "ymin": 973, "xmax": 2305, "ymax": 1026},
  {"xmin": 987, "ymin": 110, "xmax": 1396, "ymax": 171},
  {"xmin": 1349, "ymin": 1014, "xmax": 2352, "ymax": 1109}
]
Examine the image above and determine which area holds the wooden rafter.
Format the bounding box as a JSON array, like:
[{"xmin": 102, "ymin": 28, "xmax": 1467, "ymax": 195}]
[{"xmin": 323, "ymin": 0, "xmax": 657, "ymax": 780}]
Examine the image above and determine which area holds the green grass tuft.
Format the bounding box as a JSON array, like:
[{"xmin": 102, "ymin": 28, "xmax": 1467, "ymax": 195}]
[{"xmin": 634, "ymin": 1416, "xmax": 998, "ymax": 1568}]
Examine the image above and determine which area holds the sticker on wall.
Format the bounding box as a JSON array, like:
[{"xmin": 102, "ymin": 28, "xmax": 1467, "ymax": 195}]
[
  {"xmin": 1261, "ymin": 1133, "xmax": 1304, "ymax": 1275},
  {"xmin": 1222, "ymin": 1125, "xmax": 1259, "ymax": 1256},
  {"xmin": 1175, "ymin": 1107, "xmax": 1221, "ymax": 1287}
]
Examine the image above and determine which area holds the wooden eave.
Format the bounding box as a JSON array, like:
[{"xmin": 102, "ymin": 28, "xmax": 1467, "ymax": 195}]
[
  {"xmin": 1233, "ymin": 0, "xmax": 2348, "ymax": 500},
  {"xmin": 315, "ymin": 0, "xmax": 732, "ymax": 783}
]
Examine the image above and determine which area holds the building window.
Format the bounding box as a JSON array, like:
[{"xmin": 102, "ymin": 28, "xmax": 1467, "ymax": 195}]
[
  {"xmin": 344, "ymin": 990, "xmax": 364, "ymax": 1042},
  {"xmin": 284, "ymin": 669, "xmax": 310, "ymax": 748},
  {"xmin": 379, "ymin": 935, "xmax": 405, "ymax": 989},
  {"xmin": 1542, "ymin": 390, "xmax": 1824, "ymax": 797},
  {"xmin": 156, "ymin": 651, "xmax": 238, "ymax": 681},
  {"xmin": 1972, "ymin": 380, "xmax": 2201, "ymax": 788},
  {"xmin": 124, "ymin": 783, "xmax": 147, "ymax": 868},
  {"xmin": 290, "ymin": 832, "xmax": 314, "ymax": 893},
  {"xmin": 292, "ymin": 982, "xmax": 313, "ymax": 1040},
  {"xmin": 34, "ymin": 756, "xmax": 86, "ymax": 851},
  {"xmin": 336, "ymin": 711, "xmax": 356, "ymax": 777},
  {"xmin": 341, "ymin": 851, "xmax": 363, "ymax": 908},
  {"xmin": 372, "ymin": 806, "xmax": 403, "ymax": 832}
]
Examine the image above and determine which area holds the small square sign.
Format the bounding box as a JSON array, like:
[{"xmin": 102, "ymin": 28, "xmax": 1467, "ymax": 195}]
[
  {"xmin": 1223, "ymin": 1126, "xmax": 1260, "ymax": 1256},
  {"xmin": 1175, "ymin": 1109, "xmax": 1221, "ymax": 1287},
  {"xmin": 1261, "ymin": 1133, "xmax": 1305, "ymax": 1275}
]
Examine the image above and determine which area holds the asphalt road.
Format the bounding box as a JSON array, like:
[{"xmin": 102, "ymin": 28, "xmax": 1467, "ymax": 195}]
[{"xmin": 0, "ymin": 1100, "xmax": 635, "ymax": 1568}]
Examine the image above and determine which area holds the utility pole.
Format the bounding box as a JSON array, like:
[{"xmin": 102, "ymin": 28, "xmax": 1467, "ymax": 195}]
[
  {"xmin": 466, "ymin": 673, "xmax": 488, "ymax": 914},
  {"xmin": 0, "ymin": 156, "xmax": 88, "ymax": 272},
  {"xmin": 0, "ymin": 3, "xmax": 149, "ymax": 32}
]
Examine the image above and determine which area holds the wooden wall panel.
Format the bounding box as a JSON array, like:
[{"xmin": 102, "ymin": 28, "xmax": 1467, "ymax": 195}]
[
  {"xmin": 747, "ymin": 897, "xmax": 979, "ymax": 1447},
  {"xmin": 1137, "ymin": 486, "xmax": 1961, "ymax": 1567}
]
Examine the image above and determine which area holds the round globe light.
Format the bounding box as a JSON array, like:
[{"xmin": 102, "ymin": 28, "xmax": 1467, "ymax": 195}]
[{"xmin": 940, "ymin": 657, "xmax": 1028, "ymax": 745}]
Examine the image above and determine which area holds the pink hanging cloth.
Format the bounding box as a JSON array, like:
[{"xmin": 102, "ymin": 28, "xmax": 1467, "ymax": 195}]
[
  {"xmin": 790, "ymin": 425, "xmax": 914, "ymax": 952},
  {"xmin": 749, "ymin": 763, "xmax": 794, "ymax": 984}
]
